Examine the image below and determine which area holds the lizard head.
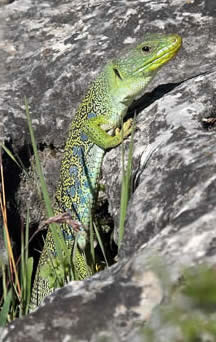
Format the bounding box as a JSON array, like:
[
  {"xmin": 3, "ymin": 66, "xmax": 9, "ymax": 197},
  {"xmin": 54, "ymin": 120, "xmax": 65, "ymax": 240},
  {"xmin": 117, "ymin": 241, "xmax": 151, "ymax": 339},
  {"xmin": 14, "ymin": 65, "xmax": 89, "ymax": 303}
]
[{"xmin": 106, "ymin": 33, "xmax": 182, "ymax": 108}]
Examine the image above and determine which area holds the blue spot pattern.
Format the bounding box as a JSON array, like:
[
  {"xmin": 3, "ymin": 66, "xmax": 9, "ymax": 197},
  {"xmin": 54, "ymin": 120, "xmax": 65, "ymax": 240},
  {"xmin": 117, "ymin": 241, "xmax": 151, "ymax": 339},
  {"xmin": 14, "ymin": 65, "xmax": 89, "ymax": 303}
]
[
  {"xmin": 63, "ymin": 231, "xmax": 75, "ymax": 241},
  {"xmin": 72, "ymin": 145, "xmax": 82, "ymax": 157},
  {"xmin": 87, "ymin": 112, "xmax": 96, "ymax": 119},
  {"xmin": 69, "ymin": 166, "xmax": 78, "ymax": 177},
  {"xmin": 80, "ymin": 133, "xmax": 88, "ymax": 141},
  {"xmin": 69, "ymin": 186, "xmax": 76, "ymax": 197}
]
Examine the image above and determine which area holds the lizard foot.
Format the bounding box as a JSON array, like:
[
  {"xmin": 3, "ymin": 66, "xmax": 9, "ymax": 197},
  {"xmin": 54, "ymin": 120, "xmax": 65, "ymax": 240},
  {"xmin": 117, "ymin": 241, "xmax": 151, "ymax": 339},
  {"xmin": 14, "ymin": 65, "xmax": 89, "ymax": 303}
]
[{"xmin": 114, "ymin": 118, "xmax": 133, "ymax": 141}]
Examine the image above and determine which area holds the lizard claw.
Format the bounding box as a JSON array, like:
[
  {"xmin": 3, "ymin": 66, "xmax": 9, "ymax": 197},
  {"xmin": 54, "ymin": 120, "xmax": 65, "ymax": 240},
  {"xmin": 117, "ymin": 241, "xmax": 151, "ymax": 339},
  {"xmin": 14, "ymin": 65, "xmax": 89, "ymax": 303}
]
[{"xmin": 114, "ymin": 118, "xmax": 133, "ymax": 141}]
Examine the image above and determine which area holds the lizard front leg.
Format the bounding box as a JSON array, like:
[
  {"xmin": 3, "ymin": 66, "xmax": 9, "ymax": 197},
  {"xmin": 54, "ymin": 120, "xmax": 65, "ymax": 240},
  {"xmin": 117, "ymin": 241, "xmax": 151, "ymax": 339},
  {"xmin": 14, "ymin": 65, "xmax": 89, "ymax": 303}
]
[{"xmin": 83, "ymin": 115, "xmax": 133, "ymax": 150}]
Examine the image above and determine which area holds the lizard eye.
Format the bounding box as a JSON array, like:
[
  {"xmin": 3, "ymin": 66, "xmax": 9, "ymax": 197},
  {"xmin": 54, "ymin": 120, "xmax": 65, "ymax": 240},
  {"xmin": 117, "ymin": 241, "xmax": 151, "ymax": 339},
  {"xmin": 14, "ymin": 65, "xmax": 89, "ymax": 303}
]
[
  {"xmin": 113, "ymin": 68, "xmax": 122, "ymax": 80},
  {"xmin": 142, "ymin": 45, "xmax": 151, "ymax": 52}
]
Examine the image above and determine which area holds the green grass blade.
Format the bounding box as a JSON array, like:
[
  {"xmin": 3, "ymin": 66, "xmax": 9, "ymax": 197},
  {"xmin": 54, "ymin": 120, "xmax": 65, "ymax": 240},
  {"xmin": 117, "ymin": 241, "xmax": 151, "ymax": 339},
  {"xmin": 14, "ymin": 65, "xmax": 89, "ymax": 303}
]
[
  {"xmin": 1, "ymin": 264, "xmax": 7, "ymax": 303},
  {"xmin": 1, "ymin": 144, "xmax": 22, "ymax": 171},
  {"xmin": 25, "ymin": 257, "xmax": 33, "ymax": 314},
  {"xmin": 24, "ymin": 97, "xmax": 52, "ymax": 215},
  {"xmin": 89, "ymin": 215, "xmax": 95, "ymax": 266},
  {"xmin": 20, "ymin": 223, "xmax": 26, "ymax": 315},
  {"xmin": 24, "ymin": 207, "xmax": 30, "ymax": 270},
  {"xmin": 24, "ymin": 209, "xmax": 33, "ymax": 314},
  {"xmin": 72, "ymin": 234, "xmax": 79, "ymax": 280},
  {"xmin": 93, "ymin": 223, "xmax": 108, "ymax": 267},
  {"xmin": 24, "ymin": 97, "xmax": 67, "ymax": 263},
  {"xmin": 19, "ymin": 207, "xmax": 33, "ymax": 315},
  {"xmin": 118, "ymin": 119, "xmax": 135, "ymax": 249},
  {"xmin": 0, "ymin": 289, "xmax": 12, "ymax": 326}
]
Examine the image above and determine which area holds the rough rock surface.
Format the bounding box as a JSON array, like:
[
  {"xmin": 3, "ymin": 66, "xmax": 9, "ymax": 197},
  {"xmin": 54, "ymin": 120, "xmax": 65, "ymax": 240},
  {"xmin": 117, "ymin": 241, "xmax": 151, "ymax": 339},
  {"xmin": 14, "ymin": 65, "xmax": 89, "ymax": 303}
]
[{"xmin": 1, "ymin": 0, "xmax": 216, "ymax": 341}]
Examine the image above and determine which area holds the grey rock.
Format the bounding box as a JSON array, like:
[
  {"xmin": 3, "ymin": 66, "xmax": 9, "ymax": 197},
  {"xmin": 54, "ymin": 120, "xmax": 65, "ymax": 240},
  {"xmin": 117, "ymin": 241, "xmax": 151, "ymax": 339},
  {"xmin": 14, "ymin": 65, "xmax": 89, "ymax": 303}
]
[
  {"xmin": 1, "ymin": 0, "xmax": 216, "ymax": 341},
  {"xmin": 117, "ymin": 70, "xmax": 216, "ymax": 259}
]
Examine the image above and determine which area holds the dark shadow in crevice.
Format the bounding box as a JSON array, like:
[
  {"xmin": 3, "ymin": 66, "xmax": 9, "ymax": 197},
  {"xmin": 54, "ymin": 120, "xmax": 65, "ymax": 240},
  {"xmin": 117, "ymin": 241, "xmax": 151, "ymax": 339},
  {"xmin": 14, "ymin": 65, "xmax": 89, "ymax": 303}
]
[
  {"xmin": 1, "ymin": 140, "xmax": 50, "ymax": 264},
  {"xmin": 2, "ymin": 142, "xmax": 33, "ymax": 257},
  {"xmin": 1, "ymin": 140, "xmax": 51, "ymax": 293},
  {"xmin": 94, "ymin": 198, "xmax": 117, "ymax": 268},
  {"xmin": 127, "ymin": 69, "xmax": 213, "ymax": 118},
  {"xmin": 127, "ymin": 82, "xmax": 181, "ymax": 118}
]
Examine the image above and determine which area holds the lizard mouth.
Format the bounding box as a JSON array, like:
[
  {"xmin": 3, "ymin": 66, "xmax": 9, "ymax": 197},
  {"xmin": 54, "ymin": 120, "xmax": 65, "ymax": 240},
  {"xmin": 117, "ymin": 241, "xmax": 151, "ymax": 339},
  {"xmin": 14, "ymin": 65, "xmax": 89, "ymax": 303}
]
[{"xmin": 135, "ymin": 35, "xmax": 182, "ymax": 74}]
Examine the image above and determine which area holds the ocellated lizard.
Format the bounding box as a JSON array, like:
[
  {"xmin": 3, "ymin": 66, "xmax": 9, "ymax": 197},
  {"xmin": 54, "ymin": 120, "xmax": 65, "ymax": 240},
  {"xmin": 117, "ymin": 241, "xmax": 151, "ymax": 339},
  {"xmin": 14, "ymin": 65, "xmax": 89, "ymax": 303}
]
[{"xmin": 30, "ymin": 33, "xmax": 182, "ymax": 309}]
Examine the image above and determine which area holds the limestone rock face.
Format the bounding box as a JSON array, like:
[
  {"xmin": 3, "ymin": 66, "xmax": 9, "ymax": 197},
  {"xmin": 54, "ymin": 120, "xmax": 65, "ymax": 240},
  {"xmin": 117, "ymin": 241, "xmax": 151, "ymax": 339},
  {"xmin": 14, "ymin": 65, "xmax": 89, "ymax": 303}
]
[{"xmin": 1, "ymin": 0, "xmax": 216, "ymax": 341}]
